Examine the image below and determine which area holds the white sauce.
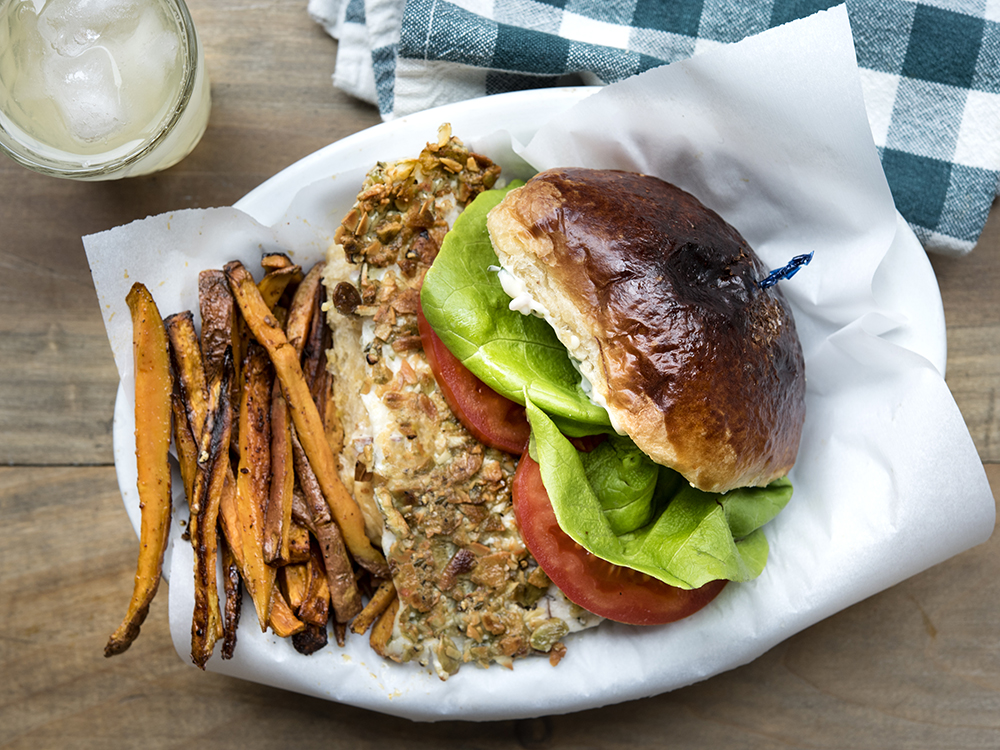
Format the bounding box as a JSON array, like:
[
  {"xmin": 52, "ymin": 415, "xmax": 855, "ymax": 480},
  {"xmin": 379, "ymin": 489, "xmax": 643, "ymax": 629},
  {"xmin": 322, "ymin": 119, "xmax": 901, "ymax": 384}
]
[
  {"xmin": 494, "ymin": 266, "xmax": 549, "ymax": 318},
  {"xmin": 493, "ymin": 263, "xmax": 612, "ymax": 415}
]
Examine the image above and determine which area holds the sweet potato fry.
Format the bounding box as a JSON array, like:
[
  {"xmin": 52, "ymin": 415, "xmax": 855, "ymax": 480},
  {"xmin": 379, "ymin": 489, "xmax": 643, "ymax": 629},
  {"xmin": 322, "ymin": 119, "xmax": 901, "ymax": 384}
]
[
  {"xmin": 298, "ymin": 544, "xmax": 332, "ymax": 628},
  {"xmin": 301, "ymin": 280, "xmax": 329, "ymax": 392},
  {"xmin": 300, "ymin": 287, "xmax": 344, "ymax": 455},
  {"xmin": 286, "ymin": 518, "xmax": 312, "ymax": 563},
  {"xmin": 165, "ymin": 310, "xmax": 208, "ymax": 536},
  {"xmin": 224, "ymin": 260, "xmax": 388, "ymax": 578},
  {"xmin": 258, "ymin": 264, "xmax": 301, "ymax": 311},
  {"xmin": 199, "ymin": 269, "xmax": 245, "ymax": 445},
  {"xmin": 290, "ymin": 429, "xmax": 363, "ymax": 623},
  {"xmin": 282, "ymin": 562, "xmax": 309, "ymax": 611},
  {"xmin": 260, "ymin": 251, "xmax": 296, "ymax": 272},
  {"xmin": 291, "ymin": 487, "xmax": 312, "ymax": 528},
  {"xmin": 165, "ymin": 311, "xmax": 208, "ymax": 433},
  {"xmin": 198, "ymin": 270, "xmax": 238, "ymax": 381},
  {"xmin": 105, "ymin": 283, "xmax": 174, "ymax": 657},
  {"xmin": 321, "ymin": 372, "xmax": 344, "ymax": 457},
  {"xmin": 292, "ymin": 624, "xmax": 329, "ymax": 655},
  {"xmin": 189, "ymin": 348, "xmax": 233, "ymax": 668},
  {"xmin": 219, "ymin": 469, "xmax": 305, "ymax": 639},
  {"xmin": 262, "ymin": 380, "xmax": 294, "ymax": 565},
  {"xmin": 217, "ymin": 471, "xmax": 242, "ymax": 564},
  {"xmin": 350, "ymin": 580, "xmax": 398, "ymax": 636},
  {"xmin": 220, "ymin": 538, "xmax": 241, "ymax": 660},
  {"xmin": 170, "ymin": 389, "xmax": 198, "ymax": 515},
  {"xmin": 284, "ymin": 261, "xmax": 325, "ymax": 358},
  {"xmin": 235, "ymin": 340, "xmax": 276, "ymax": 630},
  {"xmin": 332, "ymin": 621, "xmax": 347, "ymax": 648},
  {"xmin": 369, "ymin": 596, "xmax": 399, "ymax": 658},
  {"xmin": 268, "ymin": 585, "xmax": 306, "ymax": 638}
]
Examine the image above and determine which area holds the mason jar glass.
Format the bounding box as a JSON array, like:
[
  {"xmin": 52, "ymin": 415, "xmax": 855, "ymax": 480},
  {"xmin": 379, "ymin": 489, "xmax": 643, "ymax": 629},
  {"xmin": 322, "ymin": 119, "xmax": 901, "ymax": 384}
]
[{"xmin": 0, "ymin": 0, "xmax": 210, "ymax": 180}]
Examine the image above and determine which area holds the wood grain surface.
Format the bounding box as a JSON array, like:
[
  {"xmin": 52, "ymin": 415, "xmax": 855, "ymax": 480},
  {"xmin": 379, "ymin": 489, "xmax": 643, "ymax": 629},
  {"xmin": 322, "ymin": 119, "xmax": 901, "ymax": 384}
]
[{"xmin": 1, "ymin": 1, "xmax": 997, "ymax": 747}]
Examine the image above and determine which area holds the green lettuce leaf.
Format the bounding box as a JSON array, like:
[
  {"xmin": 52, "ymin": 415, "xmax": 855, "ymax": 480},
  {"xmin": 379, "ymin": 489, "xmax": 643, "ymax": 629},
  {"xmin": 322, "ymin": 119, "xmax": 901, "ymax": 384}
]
[
  {"xmin": 580, "ymin": 434, "xmax": 661, "ymax": 535},
  {"xmin": 420, "ymin": 184, "xmax": 611, "ymax": 433},
  {"xmin": 526, "ymin": 397, "xmax": 793, "ymax": 589}
]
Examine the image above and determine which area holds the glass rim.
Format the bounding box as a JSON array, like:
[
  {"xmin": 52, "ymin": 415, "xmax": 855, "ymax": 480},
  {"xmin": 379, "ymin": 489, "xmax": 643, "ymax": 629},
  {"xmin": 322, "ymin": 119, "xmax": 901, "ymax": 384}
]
[{"xmin": 0, "ymin": 0, "xmax": 201, "ymax": 179}]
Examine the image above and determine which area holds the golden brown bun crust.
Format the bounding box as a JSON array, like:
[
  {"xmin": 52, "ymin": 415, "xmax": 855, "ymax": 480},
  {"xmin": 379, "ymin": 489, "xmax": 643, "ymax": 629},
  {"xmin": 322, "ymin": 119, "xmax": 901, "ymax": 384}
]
[{"xmin": 488, "ymin": 168, "xmax": 806, "ymax": 493}]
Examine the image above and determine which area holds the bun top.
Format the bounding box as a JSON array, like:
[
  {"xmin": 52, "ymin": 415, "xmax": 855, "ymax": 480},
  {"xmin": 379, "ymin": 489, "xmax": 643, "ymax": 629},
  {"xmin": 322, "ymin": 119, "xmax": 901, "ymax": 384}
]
[{"xmin": 487, "ymin": 168, "xmax": 806, "ymax": 493}]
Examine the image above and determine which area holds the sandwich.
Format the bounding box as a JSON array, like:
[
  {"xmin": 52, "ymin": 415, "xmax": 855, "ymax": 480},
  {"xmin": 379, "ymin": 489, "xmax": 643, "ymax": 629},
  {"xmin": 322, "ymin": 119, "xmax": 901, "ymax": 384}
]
[{"xmin": 323, "ymin": 128, "xmax": 806, "ymax": 679}]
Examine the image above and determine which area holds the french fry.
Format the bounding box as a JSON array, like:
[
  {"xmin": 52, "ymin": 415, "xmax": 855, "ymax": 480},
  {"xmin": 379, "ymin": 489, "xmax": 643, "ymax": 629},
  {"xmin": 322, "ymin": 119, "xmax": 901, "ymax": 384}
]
[
  {"xmin": 321, "ymin": 371, "xmax": 345, "ymax": 457},
  {"xmin": 291, "ymin": 487, "xmax": 312, "ymax": 528},
  {"xmin": 105, "ymin": 283, "xmax": 174, "ymax": 657},
  {"xmin": 258, "ymin": 263, "xmax": 301, "ymax": 311},
  {"xmin": 332, "ymin": 621, "xmax": 347, "ymax": 648},
  {"xmin": 281, "ymin": 562, "xmax": 310, "ymax": 611},
  {"xmin": 164, "ymin": 311, "xmax": 209, "ymax": 435},
  {"xmin": 350, "ymin": 580, "xmax": 398, "ymax": 636},
  {"xmin": 220, "ymin": 538, "xmax": 241, "ymax": 660},
  {"xmin": 262, "ymin": 380, "xmax": 294, "ymax": 565},
  {"xmin": 199, "ymin": 269, "xmax": 245, "ymax": 447},
  {"xmin": 197, "ymin": 270, "xmax": 239, "ymax": 381},
  {"xmin": 286, "ymin": 518, "xmax": 313, "ymax": 564},
  {"xmin": 170, "ymin": 389, "xmax": 198, "ymax": 516},
  {"xmin": 235, "ymin": 341, "xmax": 276, "ymax": 630},
  {"xmin": 301, "ymin": 279, "xmax": 329, "ymax": 393},
  {"xmin": 284, "ymin": 261, "xmax": 325, "ymax": 357},
  {"xmin": 218, "ymin": 471, "xmax": 242, "ymax": 563},
  {"xmin": 223, "ymin": 260, "xmax": 389, "ymax": 579},
  {"xmin": 118, "ymin": 260, "xmax": 399, "ymax": 664},
  {"xmin": 268, "ymin": 585, "xmax": 306, "ymax": 638},
  {"xmin": 298, "ymin": 544, "xmax": 331, "ymax": 628},
  {"xmin": 219, "ymin": 469, "xmax": 305, "ymax": 639},
  {"xmin": 292, "ymin": 624, "xmax": 329, "ymax": 655},
  {"xmin": 290, "ymin": 429, "xmax": 363, "ymax": 623},
  {"xmin": 369, "ymin": 596, "xmax": 399, "ymax": 658},
  {"xmin": 289, "ymin": 548, "xmax": 331, "ymax": 655},
  {"xmin": 165, "ymin": 311, "xmax": 208, "ymax": 537},
  {"xmin": 198, "ymin": 308, "xmax": 245, "ymax": 636},
  {"xmin": 260, "ymin": 251, "xmax": 296, "ymax": 272},
  {"xmin": 300, "ymin": 285, "xmax": 344, "ymax": 455},
  {"xmin": 189, "ymin": 348, "xmax": 233, "ymax": 669}
]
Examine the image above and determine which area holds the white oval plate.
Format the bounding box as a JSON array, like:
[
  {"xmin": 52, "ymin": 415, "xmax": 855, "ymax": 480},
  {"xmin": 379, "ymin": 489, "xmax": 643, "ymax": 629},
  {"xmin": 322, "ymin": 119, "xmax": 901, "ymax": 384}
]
[{"xmin": 112, "ymin": 86, "xmax": 948, "ymax": 721}]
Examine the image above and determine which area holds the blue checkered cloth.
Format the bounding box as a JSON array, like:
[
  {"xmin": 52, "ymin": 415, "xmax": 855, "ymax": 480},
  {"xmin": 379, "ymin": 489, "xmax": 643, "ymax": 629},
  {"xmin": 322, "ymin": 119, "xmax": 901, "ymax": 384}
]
[{"xmin": 308, "ymin": 0, "xmax": 1000, "ymax": 255}]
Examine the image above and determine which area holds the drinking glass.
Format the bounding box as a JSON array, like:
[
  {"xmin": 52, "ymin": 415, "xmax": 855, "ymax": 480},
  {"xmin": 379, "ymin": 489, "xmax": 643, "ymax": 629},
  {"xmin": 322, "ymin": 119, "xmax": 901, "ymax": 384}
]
[{"xmin": 0, "ymin": 0, "xmax": 210, "ymax": 180}]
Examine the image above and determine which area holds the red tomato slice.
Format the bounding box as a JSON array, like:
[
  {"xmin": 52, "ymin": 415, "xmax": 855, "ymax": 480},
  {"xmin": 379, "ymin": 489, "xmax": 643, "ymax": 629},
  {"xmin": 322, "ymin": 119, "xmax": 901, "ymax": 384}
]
[
  {"xmin": 417, "ymin": 304, "xmax": 531, "ymax": 455},
  {"xmin": 512, "ymin": 451, "xmax": 727, "ymax": 626}
]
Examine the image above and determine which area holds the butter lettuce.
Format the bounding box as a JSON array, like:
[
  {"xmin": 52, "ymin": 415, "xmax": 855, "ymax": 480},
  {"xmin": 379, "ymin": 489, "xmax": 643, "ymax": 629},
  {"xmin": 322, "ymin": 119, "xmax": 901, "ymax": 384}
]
[
  {"xmin": 526, "ymin": 397, "xmax": 792, "ymax": 589},
  {"xmin": 420, "ymin": 184, "xmax": 611, "ymax": 433},
  {"xmin": 420, "ymin": 183, "xmax": 791, "ymax": 591}
]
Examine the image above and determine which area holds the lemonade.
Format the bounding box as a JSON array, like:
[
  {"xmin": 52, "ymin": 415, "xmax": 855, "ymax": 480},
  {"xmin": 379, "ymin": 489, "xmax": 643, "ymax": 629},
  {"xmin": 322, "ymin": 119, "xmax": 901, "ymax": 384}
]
[{"xmin": 0, "ymin": 0, "xmax": 209, "ymax": 179}]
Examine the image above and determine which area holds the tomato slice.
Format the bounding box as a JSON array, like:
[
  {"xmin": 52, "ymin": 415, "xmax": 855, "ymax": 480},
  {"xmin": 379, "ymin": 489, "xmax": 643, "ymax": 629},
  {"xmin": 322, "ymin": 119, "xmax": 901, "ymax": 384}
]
[
  {"xmin": 417, "ymin": 304, "xmax": 531, "ymax": 455},
  {"xmin": 512, "ymin": 451, "xmax": 727, "ymax": 626}
]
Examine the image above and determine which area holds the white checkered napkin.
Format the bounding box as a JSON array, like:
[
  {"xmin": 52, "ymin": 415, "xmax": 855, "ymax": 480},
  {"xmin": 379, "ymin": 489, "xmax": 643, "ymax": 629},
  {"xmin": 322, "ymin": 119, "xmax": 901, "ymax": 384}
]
[{"xmin": 310, "ymin": 0, "xmax": 1000, "ymax": 256}]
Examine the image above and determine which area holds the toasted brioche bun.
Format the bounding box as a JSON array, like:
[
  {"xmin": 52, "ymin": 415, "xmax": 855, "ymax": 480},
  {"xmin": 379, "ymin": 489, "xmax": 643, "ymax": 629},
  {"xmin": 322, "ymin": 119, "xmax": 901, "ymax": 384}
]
[{"xmin": 487, "ymin": 168, "xmax": 806, "ymax": 493}]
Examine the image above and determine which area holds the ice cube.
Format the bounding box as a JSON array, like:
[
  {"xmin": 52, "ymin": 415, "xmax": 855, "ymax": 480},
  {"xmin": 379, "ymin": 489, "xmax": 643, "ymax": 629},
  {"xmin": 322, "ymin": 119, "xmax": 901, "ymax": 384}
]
[
  {"xmin": 123, "ymin": 5, "xmax": 180, "ymax": 96},
  {"xmin": 6, "ymin": 1, "xmax": 49, "ymax": 105},
  {"xmin": 44, "ymin": 45, "xmax": 125, "ymax": 142},
  {"xmin": 37, "ymin": 0, "xmax": 142, "ymax": 57}
]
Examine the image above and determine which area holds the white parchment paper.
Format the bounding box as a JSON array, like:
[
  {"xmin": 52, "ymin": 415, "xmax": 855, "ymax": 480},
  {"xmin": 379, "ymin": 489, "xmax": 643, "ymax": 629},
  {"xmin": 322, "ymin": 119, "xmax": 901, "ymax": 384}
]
[{"xmin": 84, "ymin": 6, "xmax": 994, "ymax": 722}]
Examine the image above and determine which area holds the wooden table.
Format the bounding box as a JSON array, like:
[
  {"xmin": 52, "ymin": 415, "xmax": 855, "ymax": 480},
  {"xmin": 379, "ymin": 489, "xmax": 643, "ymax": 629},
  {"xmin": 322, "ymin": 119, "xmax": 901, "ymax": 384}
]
[{"xmin": 2, "ymin": 2, "xmax": 998, "ymax": 746}]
